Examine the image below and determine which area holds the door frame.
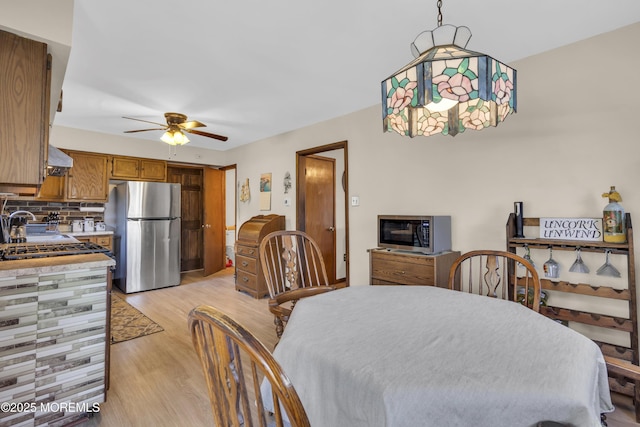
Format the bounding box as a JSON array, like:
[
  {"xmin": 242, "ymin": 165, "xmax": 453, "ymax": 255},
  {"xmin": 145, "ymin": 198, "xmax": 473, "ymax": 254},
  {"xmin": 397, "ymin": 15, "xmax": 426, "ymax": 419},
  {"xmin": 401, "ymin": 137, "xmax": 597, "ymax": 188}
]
[
  {"xmin": 296, "ymin": 140, "xmax": 349, "ymax": 286},
  {"xmin": 221, "ymin": 163, "xmax": 237, "ymax": 266}
]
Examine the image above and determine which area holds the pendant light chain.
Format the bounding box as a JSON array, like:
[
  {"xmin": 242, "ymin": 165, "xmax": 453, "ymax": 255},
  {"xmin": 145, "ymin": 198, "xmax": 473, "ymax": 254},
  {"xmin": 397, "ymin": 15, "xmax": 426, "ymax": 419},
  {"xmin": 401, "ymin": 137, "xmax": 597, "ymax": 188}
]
[{"xmin": 436, "ymin": 0, "xmax": 443, "ymax": 27}]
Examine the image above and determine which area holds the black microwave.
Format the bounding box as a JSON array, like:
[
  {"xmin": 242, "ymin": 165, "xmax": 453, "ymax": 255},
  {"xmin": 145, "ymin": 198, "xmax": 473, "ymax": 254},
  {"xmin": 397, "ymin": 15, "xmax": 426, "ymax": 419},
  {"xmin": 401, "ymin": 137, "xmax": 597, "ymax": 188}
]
[{"xmin": 378, "ymin": 215, "xmax": 452, "ymax": 254}]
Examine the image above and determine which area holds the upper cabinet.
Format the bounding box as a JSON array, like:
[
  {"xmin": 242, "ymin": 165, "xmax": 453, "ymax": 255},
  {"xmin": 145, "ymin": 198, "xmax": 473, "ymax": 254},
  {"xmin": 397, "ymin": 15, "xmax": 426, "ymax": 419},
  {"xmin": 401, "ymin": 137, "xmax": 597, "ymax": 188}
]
[
  {"xmin": 36, "ymin": 174, "xmax": 65, "ymax": 200},
  {"xmin": 0, "ymin": 30, "xmax": 50, "ymax": 186},
  {"xmin": 66, "ymin": 151, "xmax": 109, "ymax": 202},
  {"xmin": 35, "ymin": 152, "xmax": 168, "ymax": 201},
  {"xmin": 110, "ymin": 155, "xmax": 167, "ymax": 182}
]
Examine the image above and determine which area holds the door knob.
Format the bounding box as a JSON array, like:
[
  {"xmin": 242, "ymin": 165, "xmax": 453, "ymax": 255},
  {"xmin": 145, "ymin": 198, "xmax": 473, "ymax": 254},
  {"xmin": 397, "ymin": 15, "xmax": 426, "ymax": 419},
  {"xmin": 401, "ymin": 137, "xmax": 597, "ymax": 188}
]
[{"xmin": 328, "ymin": 226, "xmax": 335, "ymax": 232}]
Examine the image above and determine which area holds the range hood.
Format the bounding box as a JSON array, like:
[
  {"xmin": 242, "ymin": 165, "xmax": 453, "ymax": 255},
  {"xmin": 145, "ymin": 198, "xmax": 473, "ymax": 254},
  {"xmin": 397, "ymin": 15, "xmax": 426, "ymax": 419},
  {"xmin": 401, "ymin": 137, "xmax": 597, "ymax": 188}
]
[{"xmin": 47, "ymin": 145, "xmax": 74, "ymax": 176}]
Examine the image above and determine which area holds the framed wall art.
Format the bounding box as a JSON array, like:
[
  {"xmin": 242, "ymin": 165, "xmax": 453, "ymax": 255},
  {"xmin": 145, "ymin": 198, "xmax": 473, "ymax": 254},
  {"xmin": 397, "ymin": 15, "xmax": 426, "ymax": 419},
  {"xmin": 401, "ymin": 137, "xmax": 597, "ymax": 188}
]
[{"xmin": 259, "ymin": 173, "xmax": 272, "ymax": 210}]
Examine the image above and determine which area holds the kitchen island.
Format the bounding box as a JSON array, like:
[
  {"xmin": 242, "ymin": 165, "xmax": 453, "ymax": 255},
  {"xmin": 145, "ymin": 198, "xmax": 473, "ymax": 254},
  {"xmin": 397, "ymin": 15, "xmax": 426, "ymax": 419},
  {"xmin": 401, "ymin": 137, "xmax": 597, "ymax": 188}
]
[{"xmin": 0, "ymin": 253, "xmax": 115, "ymax": 427}]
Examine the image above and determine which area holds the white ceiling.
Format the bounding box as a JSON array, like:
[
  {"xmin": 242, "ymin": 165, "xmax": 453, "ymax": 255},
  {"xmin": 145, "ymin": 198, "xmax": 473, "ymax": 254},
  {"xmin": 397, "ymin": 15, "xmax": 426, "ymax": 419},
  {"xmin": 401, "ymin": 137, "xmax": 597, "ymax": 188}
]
[{"xmin": 52, "ymin": 0, "xmax": 640, "ymax": 151}]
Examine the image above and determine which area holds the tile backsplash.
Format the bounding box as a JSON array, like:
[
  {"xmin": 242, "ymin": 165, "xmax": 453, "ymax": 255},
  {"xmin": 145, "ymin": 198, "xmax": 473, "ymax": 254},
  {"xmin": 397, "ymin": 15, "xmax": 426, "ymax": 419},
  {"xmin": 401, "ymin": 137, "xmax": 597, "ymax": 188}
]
[{"xmin": 3, "ymin": 200, "xmax": 106, "ymax": 227}]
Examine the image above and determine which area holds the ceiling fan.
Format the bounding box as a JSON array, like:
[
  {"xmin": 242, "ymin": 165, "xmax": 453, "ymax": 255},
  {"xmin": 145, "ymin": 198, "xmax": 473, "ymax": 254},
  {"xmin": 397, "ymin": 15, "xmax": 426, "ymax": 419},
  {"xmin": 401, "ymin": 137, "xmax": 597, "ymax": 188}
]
[{"xmin": 123, "ymin": 112, "xmax": 228, "ymax": 145}]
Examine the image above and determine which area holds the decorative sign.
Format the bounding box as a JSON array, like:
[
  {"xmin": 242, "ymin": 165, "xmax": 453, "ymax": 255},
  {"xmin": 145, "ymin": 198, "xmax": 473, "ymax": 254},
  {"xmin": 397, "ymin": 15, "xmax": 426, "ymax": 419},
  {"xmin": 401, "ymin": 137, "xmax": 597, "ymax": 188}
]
[
  {"xmin": 539, "ymin": 217, "xmax": 602, "ymax": 241},
  {"xmin": 240, "ymin": 178, "xmax": 250, "ymax": 202}
]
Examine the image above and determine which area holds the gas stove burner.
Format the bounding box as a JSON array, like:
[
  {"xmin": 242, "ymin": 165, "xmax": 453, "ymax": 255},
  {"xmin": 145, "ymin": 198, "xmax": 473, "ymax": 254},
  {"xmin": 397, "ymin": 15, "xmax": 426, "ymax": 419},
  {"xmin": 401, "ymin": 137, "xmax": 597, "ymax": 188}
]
[{"xmin": 1, "ymin": 242, "xmax": 111, "ymax": 260}]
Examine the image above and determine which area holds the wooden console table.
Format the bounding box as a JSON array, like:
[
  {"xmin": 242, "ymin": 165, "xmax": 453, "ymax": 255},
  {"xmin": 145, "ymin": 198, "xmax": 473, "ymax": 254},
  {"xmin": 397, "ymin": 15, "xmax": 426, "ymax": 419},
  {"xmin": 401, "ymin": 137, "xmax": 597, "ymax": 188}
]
[{"xmin": 369, "ymin": 248, "xmax": 460, "ymax": 287}]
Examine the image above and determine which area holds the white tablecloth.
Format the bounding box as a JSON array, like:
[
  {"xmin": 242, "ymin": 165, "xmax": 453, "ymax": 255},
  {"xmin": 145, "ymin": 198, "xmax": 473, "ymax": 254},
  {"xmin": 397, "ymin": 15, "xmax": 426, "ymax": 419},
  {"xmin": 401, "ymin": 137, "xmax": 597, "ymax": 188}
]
[{"xmin": 262, "ymin": 285, "xmax": 613, "ymax": 427}]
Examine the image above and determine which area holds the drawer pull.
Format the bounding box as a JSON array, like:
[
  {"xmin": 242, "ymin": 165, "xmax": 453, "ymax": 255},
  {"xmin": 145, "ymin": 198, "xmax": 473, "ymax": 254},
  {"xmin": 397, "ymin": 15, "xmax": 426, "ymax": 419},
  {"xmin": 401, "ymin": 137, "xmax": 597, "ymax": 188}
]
[
  {"xmin": 242, "ymin": 261, "xmax": 248, "ymax": 267},
  {"xmin": 243, "ymin": 277, "xmax": 249, "ymax": 282},
  {"xmin": 248, "ymin": 249, "xmax": 255, "ymax": 254}
]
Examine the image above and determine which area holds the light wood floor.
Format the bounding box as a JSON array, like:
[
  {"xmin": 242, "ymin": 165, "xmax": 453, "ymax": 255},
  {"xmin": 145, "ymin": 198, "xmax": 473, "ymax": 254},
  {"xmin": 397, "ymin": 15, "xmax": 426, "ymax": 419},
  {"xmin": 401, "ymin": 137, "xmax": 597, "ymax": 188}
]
[
  {"xmin": 81, "ymin": 268, "xmax": 639, "ymax": 427},
  {"xmin": 82, "ymin": 268, "xmax": 276, "ymax": 426}
]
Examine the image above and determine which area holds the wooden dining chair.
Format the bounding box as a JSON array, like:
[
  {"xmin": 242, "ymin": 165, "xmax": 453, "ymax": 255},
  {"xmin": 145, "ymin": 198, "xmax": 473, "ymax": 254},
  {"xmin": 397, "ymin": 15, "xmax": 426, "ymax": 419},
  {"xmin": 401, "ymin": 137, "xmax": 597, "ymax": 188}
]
[
  {"xmin": 447, "ymin": 250, "xmax": 542, "ymax": 312},
  {"xmin": 188, "ymin": 304, "xmax": 311, "ymax": 427},
  {"xmin": 259, "ymin": 230, "xmax": 336, "ymax": 338}
]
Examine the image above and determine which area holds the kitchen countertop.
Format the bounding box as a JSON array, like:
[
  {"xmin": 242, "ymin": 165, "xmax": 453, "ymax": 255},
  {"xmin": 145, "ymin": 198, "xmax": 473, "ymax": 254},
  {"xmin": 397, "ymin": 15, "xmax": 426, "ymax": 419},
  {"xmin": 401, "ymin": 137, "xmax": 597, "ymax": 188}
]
[
  {"xmin": 0, "ymin": 252, "xmax": 115, "ymax": 277},
  {"xmin": 66, "ymin": 230, "xmax": 114, "ymax": 237}
]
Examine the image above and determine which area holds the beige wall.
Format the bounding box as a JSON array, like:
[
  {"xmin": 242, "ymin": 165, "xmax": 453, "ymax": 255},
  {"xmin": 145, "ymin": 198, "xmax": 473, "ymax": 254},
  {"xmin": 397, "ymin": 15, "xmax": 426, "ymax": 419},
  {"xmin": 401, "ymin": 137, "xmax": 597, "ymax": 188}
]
[
  {"xmin": 224, "ymin": 22, "xmax": 640, "ymax": 291},
  {"xmin": 0, "ymin": 0, "xmax": 73, "ymax": 45},
  {"xmin": 51, "ymin": 23, "xmax": 640, "ymax": 305},
  {"xmin": 0, "ymin": 0, "xmax": 74, "ymax": 125}
]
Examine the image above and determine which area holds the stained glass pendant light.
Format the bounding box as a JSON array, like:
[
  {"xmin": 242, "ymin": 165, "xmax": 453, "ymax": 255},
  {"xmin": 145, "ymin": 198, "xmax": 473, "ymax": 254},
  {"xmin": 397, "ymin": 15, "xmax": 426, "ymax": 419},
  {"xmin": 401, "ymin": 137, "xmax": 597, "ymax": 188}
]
[{"xmin": 381, "ymin": 0, "xmax": 517, "ymax": 137}]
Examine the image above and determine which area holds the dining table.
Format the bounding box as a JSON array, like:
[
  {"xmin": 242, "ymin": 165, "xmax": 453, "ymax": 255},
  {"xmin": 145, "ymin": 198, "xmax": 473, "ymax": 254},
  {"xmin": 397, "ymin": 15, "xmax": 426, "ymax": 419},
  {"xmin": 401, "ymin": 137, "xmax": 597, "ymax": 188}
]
[{"xmin": 261, "ymin": 285, "xmax": 614, "ymax": 427}]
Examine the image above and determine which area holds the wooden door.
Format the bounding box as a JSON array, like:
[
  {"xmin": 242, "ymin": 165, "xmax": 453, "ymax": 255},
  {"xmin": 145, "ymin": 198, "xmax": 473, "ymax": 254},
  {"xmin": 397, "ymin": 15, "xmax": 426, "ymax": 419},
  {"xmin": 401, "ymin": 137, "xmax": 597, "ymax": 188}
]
[
  {"xmin": 299, "ymin": 155, "xmax": 336, "ymax": 283},
  {"xmin": 167, "ymin": 166, "xmax": 203, "ymax": 271},
  {"xmin": 203, "ymin": 168, "xmax": 225, "ymax": 276}
]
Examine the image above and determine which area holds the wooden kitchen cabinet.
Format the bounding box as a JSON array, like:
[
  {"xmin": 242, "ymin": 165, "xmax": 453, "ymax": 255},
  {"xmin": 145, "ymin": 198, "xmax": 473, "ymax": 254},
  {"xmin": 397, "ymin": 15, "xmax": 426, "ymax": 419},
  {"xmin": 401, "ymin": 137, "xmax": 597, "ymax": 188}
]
[
  {"xmin": 76, "ymin": 234, "xmax": 113, "ymax": 251},
  {"xmin": 66, "ymin": 151, "xmax": 109, "ymax": 202},
  {"xmin": 235, "ymin": 215, "xmax": 285, "ymax": 298},
  {"xmin": 0, "ymin": 30, "xmax": 50, "ymax": 186},
  {"xmin": 111, "ymin": 155, "xmax": 167, "ymax": 181},
  {"xmin": 369, "ymin": 249, "xmax": 461, "ymax": 287},
  {"xmin": 37, "ymin": 152, "xmax": 164, "ymax": 201},
  {"xmin": 36, "ymin": 174, "xmax": 66, "ymax": 200}
]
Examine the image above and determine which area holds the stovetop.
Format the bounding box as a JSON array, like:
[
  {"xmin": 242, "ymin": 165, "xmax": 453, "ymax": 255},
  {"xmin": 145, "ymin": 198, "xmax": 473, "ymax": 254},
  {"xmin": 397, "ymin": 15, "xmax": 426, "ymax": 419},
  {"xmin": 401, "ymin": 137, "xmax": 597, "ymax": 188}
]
[{"xmin": 1, "ymin": 242, "xmax": 111, "ymax": 260}]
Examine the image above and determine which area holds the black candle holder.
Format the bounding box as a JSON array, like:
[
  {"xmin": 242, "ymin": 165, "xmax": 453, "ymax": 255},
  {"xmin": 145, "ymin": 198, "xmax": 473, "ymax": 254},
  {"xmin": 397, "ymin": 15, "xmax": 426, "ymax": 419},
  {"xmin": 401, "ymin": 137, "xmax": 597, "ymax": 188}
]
[{"xmin": 514, "ymin": 201, "xmax": 524, "ymax": 238}]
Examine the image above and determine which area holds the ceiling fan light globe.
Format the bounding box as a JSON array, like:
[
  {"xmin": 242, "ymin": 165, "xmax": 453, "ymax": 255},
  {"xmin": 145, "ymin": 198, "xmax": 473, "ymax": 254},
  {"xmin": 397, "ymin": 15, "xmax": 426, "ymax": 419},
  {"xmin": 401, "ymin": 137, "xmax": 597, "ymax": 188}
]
[
  {"xmin": 175, "ymin": 132, "xmax": 189, "ymax": 145},
  {"xmin": 161, "ymin": 131, "xmax": 177, "ymax": 145}
]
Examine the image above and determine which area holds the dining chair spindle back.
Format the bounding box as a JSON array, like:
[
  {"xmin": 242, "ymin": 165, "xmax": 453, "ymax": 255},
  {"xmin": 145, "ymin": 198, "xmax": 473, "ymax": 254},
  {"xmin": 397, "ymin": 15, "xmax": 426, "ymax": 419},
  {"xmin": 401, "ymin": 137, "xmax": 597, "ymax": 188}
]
[
  {"xmin": 259, "ymin": 230, "xmax": 336, "ymax": 337},
  {"xmin": 188, "ymin": 304, "xmax": 311, "ymax": 427},
  {"xmin": 448, "ymin": 250, "xmax": 542, "ymax": 312}
]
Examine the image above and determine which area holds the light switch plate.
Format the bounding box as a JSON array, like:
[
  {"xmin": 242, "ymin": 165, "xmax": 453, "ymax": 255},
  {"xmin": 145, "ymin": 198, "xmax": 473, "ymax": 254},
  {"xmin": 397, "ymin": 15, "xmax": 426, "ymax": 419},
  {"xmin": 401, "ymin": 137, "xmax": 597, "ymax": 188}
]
[{"xmin": 351, "ymin": 196, "xmax": 360, "ymax": 207}]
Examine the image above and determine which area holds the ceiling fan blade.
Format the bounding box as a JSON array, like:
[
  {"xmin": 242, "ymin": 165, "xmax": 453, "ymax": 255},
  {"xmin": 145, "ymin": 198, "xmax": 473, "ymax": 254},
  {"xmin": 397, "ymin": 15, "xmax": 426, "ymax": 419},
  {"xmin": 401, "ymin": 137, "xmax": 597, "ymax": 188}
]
[
  {"xmin": 122, "ymin": 116, "xmax": 167, "ymax": 127},
  {"xmin": 124, "ymin": 128, "xmax": 167, "ymax": 133},
  {"xmin": 185, "ymin": 128, "xmax": 228, "ymax": 141},
  {"xmin": 180, "ymin": 120, "xmax": 207, "ymax": 130}
]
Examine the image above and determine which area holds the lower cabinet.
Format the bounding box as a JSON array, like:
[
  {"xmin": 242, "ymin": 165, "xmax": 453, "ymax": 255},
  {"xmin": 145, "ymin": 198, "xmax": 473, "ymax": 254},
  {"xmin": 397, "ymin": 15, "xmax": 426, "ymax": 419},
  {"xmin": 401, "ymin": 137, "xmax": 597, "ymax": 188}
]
[
  {"xmin": 75, "ymin": 234, "xmax": 113, "ymax": 251},
  {"xmin": 369, "ymin": 249, "xmax": 461, "ymax": 287},
  {"xmin": 0, "ymin": 261, "xmax": 112, "ymax": 426}
]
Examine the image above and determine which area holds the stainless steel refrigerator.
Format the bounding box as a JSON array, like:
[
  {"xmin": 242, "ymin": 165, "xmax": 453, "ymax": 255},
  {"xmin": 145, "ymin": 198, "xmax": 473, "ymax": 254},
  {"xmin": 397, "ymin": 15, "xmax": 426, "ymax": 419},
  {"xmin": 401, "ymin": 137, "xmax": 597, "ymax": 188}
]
[{"xmin": 114, "ymin": 181, "xmax": 181, "ymax": 293}]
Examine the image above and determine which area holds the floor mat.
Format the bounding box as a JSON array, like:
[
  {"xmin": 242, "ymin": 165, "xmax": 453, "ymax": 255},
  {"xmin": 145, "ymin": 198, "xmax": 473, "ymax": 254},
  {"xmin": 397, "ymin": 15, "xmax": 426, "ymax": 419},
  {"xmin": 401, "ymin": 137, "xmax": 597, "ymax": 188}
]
[{"xmin": 111, "ymin": 293, "xmax": 164, "ymax": 343}]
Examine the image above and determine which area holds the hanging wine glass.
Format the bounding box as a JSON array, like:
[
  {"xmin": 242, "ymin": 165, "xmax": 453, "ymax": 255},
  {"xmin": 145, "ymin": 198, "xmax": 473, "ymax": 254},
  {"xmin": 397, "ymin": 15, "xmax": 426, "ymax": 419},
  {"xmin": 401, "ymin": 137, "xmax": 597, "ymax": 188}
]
[
  {"xmin": 569, "ymin": 247, "xmax": 589, "ymax": 274},
  {"xmin": 518, "ymin": 244, "xmax": 535, "ymax": 269},
  {"xmin": 596, "ymin": 250, "xmax": 621, "ymax": 278},
  {"xmin": 543, "ymin": 247, "xmax": 559, "ymax": 279}
]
